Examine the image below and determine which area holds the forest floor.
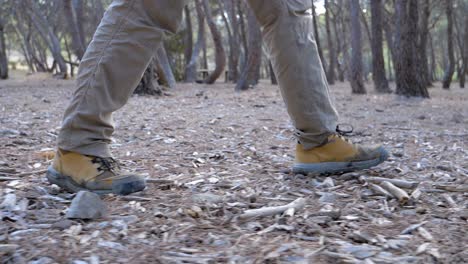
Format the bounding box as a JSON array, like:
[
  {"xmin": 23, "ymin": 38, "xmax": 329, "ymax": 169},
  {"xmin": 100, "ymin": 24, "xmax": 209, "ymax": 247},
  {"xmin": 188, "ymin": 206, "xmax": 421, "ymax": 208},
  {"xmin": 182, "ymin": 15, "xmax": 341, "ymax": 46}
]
[{"xmin": 0, "ymin": 73, "xmax": 467, "ymax": 264}]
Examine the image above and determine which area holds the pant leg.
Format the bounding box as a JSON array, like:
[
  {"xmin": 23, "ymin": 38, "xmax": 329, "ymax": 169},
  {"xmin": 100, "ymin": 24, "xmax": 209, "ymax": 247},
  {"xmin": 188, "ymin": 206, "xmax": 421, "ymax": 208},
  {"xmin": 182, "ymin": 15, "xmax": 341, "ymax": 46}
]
[
  {"xmin": 58, "ymin": 0, "xmax": 187, "ymax": 157},
  {"xmin": 247, "ymin": 0, "xmax": 339, "ymax": 149}
]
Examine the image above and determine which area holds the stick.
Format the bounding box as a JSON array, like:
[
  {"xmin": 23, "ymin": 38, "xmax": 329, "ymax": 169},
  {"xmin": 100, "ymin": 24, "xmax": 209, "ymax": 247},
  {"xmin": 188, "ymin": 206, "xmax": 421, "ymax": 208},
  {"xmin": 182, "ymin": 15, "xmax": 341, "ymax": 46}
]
[
  {"xmin": 364, "ymin": 176, "xmax": 418, "ymax": 189},
  {"xmin": 145, "ymin": 179, "xmax": 175, "ymax": 185},
  {"xmin": 239, "ymin": 198, "xmax": 306, "ymax": 219},
  {"xmin": 0, "ymin": 176, "xmax": 19, "ymax": 181},
  {"xmin": 379, "ymin": 181, "xmax": 410, "ymax": 205},
  {"xmin": 368, "ymin": 183, "xmax": 392, "ymax": 198}
]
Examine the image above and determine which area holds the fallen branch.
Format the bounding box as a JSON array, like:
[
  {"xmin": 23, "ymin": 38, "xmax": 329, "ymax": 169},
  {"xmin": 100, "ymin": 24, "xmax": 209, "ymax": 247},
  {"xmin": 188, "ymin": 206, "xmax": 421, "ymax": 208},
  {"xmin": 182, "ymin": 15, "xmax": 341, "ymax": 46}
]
[
  {"xmin": 379, "ymin": 181, "xmax": 410, "ymax": 205},
  {"xmin": 368, "ymin": 183, "xmax": 392, "ymax": 198},
  {"xmin": 364, "ymin": 176, "xmax": 418, "ymax": 189},
  {"xmin": 239, "ymin": 198, "xmax": 307, "ymax": 219}
]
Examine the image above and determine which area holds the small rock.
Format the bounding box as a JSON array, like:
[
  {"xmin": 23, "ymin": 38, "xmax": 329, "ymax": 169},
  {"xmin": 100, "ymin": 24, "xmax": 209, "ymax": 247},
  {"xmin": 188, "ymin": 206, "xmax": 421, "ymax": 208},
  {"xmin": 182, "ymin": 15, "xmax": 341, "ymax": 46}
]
[
  {"xmin": 66, "ymin": 191, "xmax": 107, "ymax": 220},
  {"xmin": 0, "ymin": 129, "xmax": 20, "ymax": 137},
  {"xmin": 341, "ymin": 244, "xmax": 380, "ymax": 259},
  {"xmin": 98, "ymin": 241, "xmax": 126, "ymax": 251},
  {"xmin": 452, "ymin": 113, "xmax": 464, "ymax": 124},
  {"xmin": 192, "ymin": 193, "xmax": 223, "ymax": 204},
  {"xmin": 321, "ymin": 177, "xmax": 335, "ymax": 188},
  {"xmin": 28, "ymin": 257, "xmax": 54, "ymax": 264},
  {"xmin": 318, "ymin": 193, "xmax": 336, "ymax": 204},
  {"xmin": 0, "ymin": 193, "xmax": 17, "ymax": 210},
  {"xmin": 72, "ymin": 261, "xmax": 88, "ymax": 264},
  {"xmin": 51, "ymin": 219, "xmax": 75, "ymax": 230},
  {"xmin": 0, "ymin": 244, "xmax": 18, "ymax": 254}
]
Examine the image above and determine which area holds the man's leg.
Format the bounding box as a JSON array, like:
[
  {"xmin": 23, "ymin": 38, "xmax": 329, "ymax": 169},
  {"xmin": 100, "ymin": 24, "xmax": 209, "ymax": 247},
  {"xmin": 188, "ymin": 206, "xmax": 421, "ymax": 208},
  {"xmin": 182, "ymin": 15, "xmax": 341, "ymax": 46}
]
[
  {"xmin": 48, "ymin": 0, "xmax": 187, "ymax": 195},
  {"xmin": 247, "ymin": 0, "xmax": 388, "ymax": 174}
]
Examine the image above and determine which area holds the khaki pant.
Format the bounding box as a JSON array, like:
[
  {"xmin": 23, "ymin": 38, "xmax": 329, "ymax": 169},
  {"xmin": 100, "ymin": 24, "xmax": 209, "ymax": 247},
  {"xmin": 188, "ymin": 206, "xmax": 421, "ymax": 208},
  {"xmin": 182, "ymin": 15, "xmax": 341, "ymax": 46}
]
[{"xmin": 58, "ymin": 0, "xmax": 339, "ymax": 157}]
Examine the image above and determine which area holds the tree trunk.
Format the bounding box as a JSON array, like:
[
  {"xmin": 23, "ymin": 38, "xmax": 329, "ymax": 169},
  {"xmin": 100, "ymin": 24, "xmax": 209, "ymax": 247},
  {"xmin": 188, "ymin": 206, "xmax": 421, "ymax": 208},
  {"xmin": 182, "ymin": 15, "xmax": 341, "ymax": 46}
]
[
  {"xmin": 461, "ymin": 15, "xmax": 468, "ymax": 88},
  {"xmin": 238, "ymin": 1, "xmax": 249, "ymax": 67},
  {"xmin": 63, "ymin": 0, "xmax": 86, "ymax": 60},
  {"xmin": 185, "ymin": 1, "xmax": 205, "ymax": 83},
  {"xmin": 235, "ymin": 7, "xmax": 262, "ymax": 91},
  {"xmin": 226, "ymin": 0, "xmax": 240, "ymax": 82},
  {"xmin": 349, "ymin": 0, "xmax": 366, "ymax": 94},
  {"xmin": 183, "ymin": 6, "xmax": 193, "ymax": 72},
  {"xmin": 418, "ymin": 0, "xmax": 432, "ymax": 87},
  {"xmin": 442, "ymin": 0, "xmax": 455, "ymax": 89},
  {"xmin": 312, "ymin": 0, "xmax": 326, "ymax": 71},
  {"xmin": 72, "ymin": 0, "xmax": 86, "ymax": 48},
  {"xmin": 269, "ymin": 60, "xmax": 277, "ymax": 85},
  {"xmin": 0, "ymin": 18, "xmax": 8, "ymax": 79},
  {"xmin": 155, "ymin": 46, "xmax": 176, "ymax": 89},
  {"xmin": 324, "ymin": 0, "xmax": 335, "ymax": 84},
  {"xmin": 370, "ymin": 0, "xmax": 390, "ymax": 93},
  {"xmin": 394, "ymin": 0, "xmax": 429, "ymax": 97},
  {"xmin": 134, "ymin": 59, "xmax": 162, "ymax": 96},
  {"xmin": 201, "ymin": 0, "xmax": 226, "ymax": 84},
  {"xmin": 27, "ymin": 0, "xmax": 68, "ymax": 78}
]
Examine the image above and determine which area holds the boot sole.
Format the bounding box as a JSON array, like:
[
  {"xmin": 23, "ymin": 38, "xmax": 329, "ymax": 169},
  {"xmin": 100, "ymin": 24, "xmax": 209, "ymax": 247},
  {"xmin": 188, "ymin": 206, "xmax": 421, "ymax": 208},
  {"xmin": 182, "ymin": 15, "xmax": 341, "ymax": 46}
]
[
  {"xmin": 46, "ymin": 167, "xmax": 146, "ymax": 195},
  {"xmin": 292, "ymin": 147, "xmax": 389, "ymax": 175}
]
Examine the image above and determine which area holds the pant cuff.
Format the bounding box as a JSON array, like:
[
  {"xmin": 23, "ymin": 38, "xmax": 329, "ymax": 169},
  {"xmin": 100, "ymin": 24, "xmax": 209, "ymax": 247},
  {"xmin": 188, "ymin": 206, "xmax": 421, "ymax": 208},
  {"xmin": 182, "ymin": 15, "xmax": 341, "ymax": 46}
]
[{"xmin": 58, "ymin": 141, "xmax": 112, "ymax": 158}]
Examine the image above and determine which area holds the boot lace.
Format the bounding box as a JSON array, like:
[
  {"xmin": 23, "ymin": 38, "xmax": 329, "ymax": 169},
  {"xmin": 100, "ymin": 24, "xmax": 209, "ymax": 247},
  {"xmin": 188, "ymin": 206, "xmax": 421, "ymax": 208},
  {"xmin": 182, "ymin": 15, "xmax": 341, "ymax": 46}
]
[
  {"xmin": 334, "ymin": 124, "xmax": 355, "ymax": 145},
  {"xmin": 91, "ymin": 157, "xmax": 120, "ymax": 172}
]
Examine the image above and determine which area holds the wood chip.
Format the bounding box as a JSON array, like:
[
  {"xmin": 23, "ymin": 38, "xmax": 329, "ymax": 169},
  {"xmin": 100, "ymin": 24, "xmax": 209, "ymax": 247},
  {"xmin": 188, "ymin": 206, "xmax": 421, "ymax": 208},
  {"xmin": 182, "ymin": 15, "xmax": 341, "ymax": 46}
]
[
  {"xmin": 239, "ymin": 198, "xmax": 307, "ymax": 219},
  {"xmin": 379, "ymin": 181, "xmax": 410, "ymax": 205}
]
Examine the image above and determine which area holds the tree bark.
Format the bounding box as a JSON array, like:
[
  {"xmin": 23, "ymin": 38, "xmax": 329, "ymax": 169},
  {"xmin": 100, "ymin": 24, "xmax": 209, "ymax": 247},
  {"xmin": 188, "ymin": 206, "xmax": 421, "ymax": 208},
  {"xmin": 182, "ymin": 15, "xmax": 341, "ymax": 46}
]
[
  {"xmin": 324, "ymin": 0, "xmax": 336, "ymax": 84},
  {"xmin": 461, "ymin": 15, "xmax": 468, "ymax": 88},
  {"xmin": 27, "ymin": 0, "xmax": 68, "ymax": 78},
  {"xmin": 72, "ymin": 0, "xmax": 86, "ymax": 48},
  {"xmin": 442, "ymin": 0, "xmax": 455, "ymax": 89},
  {"xmin": 349, "ymin": 0, "xmax": 366, "ymax": 94},
  {"xmin": 134, "ymin": 59, "xmax": 162, "ymax": 96},
  {"xmin": 63, "ymin": 0, "xmax": 86, "ymax": 60},
  {"xmin": 0, "ymin": 17, "xmax": 8, "ymax": 79},
  {"xmin": 201, "ymin": 0, "xmax": 226, "ymax": 84},
  {"xmin": 370, "ymin": 0, "xmax": 391, "ymax": 93},
  {"xmin": 225, "ymin": 0, "xmax": 240, "ymax": 82},
  {"xmin": 183, "ymin": 6, "xmax": 193, "ymax": 73},
  {"xmin": 235, "ymin": 7, "xmax": 262, "ymax": 91},
  {"xmin": 185, "ymin": 1, "xmax": 205, "ymax": 83},
  {"xmin": 155, "ymin": 46, "xmax": 176, "ymax": 89},
  {"xmin": 312, "ymin": 0, "xmax": 326, "ymax": 71},
  {"xmin": 418, "ymin": 0, "xmax": 432, "ymax": 87},
  {"xmin": 394, "ymin": 0, "xmax": 429, "ymax": 98}
]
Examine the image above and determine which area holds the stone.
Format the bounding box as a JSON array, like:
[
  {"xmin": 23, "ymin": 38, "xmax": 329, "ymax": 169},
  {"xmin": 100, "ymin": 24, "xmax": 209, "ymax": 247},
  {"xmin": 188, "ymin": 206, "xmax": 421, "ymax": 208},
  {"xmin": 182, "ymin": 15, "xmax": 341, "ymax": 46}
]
[
  {"xmin": 0, "ymin": 193, "xmax": 17, "ymax": 210},
  {"xmin": 66, "ymin": 191, "xmax": 107, "ymax": 220},
  {"xmin": 28, "ymin": 257, "xmax": 54, "ymax": 264},
  {"xmin": 97, "ymin": 241, "xmax": 126, "ymax": 251},
  {"xmin": 318, "ymin": 193, "xmax": 336, "ymax": 204},
  {"xmin": 192, "ymin": 193, "xmax": 223, "ymax": 204},
  {"xmin": 51, "ymin": 219, "xmax": 75, "ymax": 230}
]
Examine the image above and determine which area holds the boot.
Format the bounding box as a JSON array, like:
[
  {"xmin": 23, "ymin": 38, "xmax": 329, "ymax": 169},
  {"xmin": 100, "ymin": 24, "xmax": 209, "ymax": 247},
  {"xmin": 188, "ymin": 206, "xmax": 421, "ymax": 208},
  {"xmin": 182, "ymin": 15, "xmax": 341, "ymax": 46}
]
[
  {"xmin": 46, "ymin": 150, "xmax": 146, "ymax": 195},
  {"xmin": 293, "ymin": 134, "xmax": 389, "ymax": 175}
]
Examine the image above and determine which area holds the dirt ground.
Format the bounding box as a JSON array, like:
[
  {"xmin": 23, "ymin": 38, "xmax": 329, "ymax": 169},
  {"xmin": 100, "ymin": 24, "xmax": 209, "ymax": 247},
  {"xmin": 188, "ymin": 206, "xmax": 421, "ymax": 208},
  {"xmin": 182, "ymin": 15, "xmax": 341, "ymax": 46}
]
[{"xmin": 0, "ymin": 74, "xmax": 467, "ymax": 264}]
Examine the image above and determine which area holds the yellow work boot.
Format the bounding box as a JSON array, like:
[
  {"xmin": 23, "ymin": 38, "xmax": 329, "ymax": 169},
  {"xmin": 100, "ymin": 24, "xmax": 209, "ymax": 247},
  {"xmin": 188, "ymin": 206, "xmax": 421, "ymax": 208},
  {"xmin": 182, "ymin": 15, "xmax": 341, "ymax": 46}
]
[
  {"xmin": 46, "ymin": 150, "xmax": 146, "ymax": 195},
  {"xmin": 293, "ymin": 134, "xmax": 389, "ymax": 175}
]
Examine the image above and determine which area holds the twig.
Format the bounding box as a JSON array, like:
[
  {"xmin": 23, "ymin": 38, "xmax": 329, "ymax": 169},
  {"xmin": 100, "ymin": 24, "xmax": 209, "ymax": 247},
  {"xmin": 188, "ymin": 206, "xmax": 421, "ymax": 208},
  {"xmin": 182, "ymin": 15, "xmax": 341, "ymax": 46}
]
[
  {"xmin": 0, "ymin": 176, "xmax": 19, "ymax": 181},
  {"xmin": 441, "ymin": 194, "xmax": 458, "ymax": 208},
  {"xmin": 239, "ymin": 198, "xmax": 307, "ymax": 219},
  {"xmin": 401, "ymin": 221, "xmax": 427, "ymax": 235},
  {"xmin": 16, "ymin": 169, "xmax": 48, "ymax": 177},
  {"xmin": 145, "ymin": 178, "xmax": 175, "ymax": 185},
  {"xmin": 368, "ymin": 183, "xmax": 392, "ymax": 198},
  {"xmin": 364, "ymin": 176, "xmax": 418, "ymax": 189},
  {"xmin": 379, "ymin": 181, "xmax": 410, "ymax": 205},
  {"xmin": 434, "ymin": 184, "xmax": 468, "ymax": 193},
  {"xmin": 120, "ymin": 196, "xmax": 155, "ymax": 202}
]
